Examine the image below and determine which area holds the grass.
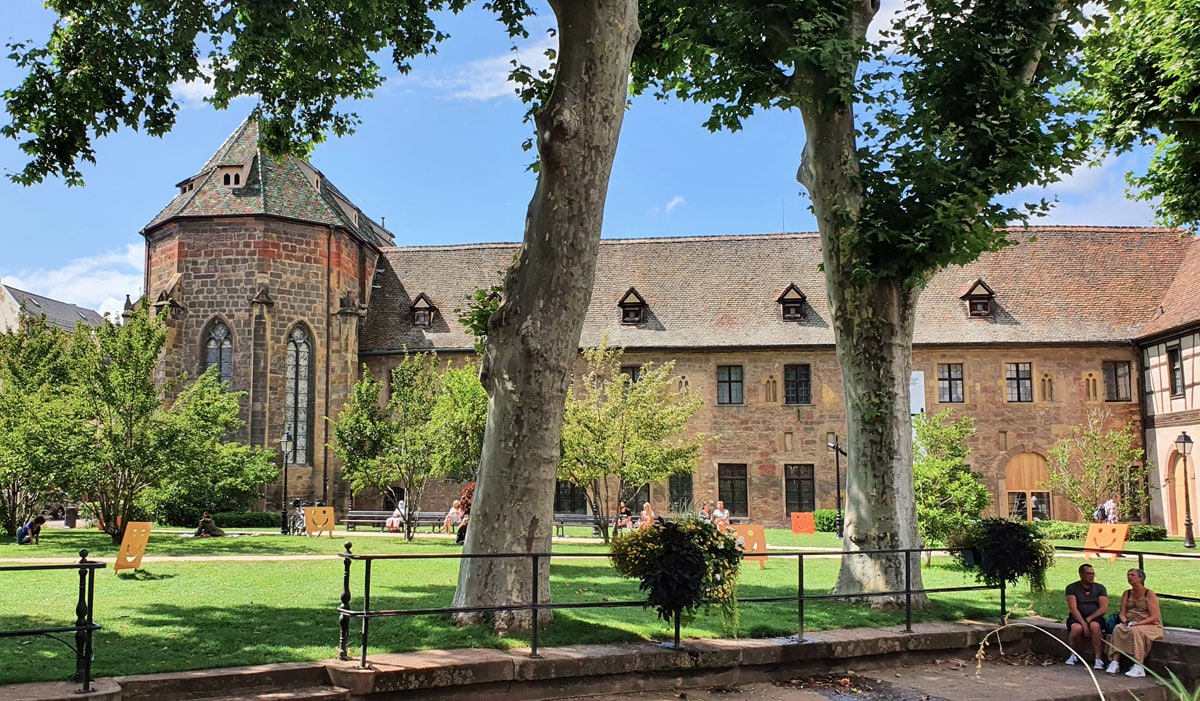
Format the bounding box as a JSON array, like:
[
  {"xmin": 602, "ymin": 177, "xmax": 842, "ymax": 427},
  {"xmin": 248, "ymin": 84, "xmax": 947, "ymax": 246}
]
[{"xmin": 1, "ymin": 528, "xmax": 1196, "ymax": 686}]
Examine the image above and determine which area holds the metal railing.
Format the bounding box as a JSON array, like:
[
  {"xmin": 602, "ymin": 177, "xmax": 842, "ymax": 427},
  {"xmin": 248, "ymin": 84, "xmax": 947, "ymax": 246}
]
[
  {"xmin": 1054, "ymin": 546, "xmax": 1200, "ymax": 604},
  {"xmin": 0, "ymin": 549, "xmax": 105, "ymax": 692},
  {"xmin": 336, "ymin": 543, "xmax": 1000, "ymax": 668}
]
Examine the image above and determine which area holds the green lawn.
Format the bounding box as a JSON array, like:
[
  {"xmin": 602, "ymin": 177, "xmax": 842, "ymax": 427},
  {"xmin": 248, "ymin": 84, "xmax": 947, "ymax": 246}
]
[{"xmin": 1, "ymin": 529, "xmax": 1196, "ymax": 686}]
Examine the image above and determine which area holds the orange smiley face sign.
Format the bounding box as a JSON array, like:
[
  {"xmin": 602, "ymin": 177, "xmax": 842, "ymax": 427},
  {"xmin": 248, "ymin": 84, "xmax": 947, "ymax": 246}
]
[
  {"xmin": 1084, "ymin": 523, "xmax": 1129, "ymax": 562},
  {"xmin": 790, "ymin": 512, "xmax": 815, "ymax": 535}
]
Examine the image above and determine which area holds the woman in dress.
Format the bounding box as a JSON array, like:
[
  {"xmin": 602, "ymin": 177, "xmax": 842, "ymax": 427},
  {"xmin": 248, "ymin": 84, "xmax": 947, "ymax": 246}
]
[
  {"xmin": 638, "ymin": 502, "xmax": 656, "ymax": 529},
  {"xmin": 441, "ymin": 500, "xmax": 464, "ymax": 533},
  {"xmin": 1106, "ymin": 568, "xmax": 1164, "ymax": 678}
]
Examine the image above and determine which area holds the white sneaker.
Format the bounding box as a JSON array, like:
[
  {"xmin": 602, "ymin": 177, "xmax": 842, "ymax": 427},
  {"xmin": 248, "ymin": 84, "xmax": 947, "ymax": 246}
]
[
  {"xmin": 1065, "ymin": 654, "xmax": 1078, "ymax": 666},
  {"xmin": 1106, "ymin": 660, "xmax": 1120, "ymax": 674},
  {"xmin": 1125, "ymin": 664, "xmax": 1145, "ymax": 678},
  {"xmin": 1094, "ymin": 658, "xmax": 1105, "ymax": 670}
]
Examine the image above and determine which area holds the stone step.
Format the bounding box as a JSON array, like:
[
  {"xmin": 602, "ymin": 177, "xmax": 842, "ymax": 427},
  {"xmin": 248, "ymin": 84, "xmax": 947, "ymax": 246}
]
[{"xmin": 192, "ymin": 685, "xmax": 349, "ymax": 701}]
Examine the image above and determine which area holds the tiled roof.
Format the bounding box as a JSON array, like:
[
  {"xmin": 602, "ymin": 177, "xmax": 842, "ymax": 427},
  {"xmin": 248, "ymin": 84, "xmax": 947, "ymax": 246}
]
[
  {"xmin": 1137, "ymin": 235, "xmax": 1200, "ymax": 339},
  {"xmin": 360, "ymin": 227, "xmax": 1192, "ymax": 353},
  {"xmin": 143, "ymin": 119, "xmax": 394, "ymax": 248},
  {"xmin": 3, "ymin": 285, "xmax": 104, "ymax": 330}
]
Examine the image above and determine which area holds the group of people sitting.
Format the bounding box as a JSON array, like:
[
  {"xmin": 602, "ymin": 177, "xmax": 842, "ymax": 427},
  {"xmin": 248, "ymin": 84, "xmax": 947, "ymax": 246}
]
[
  {"xmin": 383, "ymin": 499, "xmax": 469, "ymax": 543},
  {"xmin": 1065, "ymin": 563, "xmax": 1165, "ymax": 678},
  {"xmin": 615, "ymin": 501, "xmax": 658, "ymax": 532},
  {"xmin": 697, "ymin": 500, "xmax": 731, "ymax": 529}
]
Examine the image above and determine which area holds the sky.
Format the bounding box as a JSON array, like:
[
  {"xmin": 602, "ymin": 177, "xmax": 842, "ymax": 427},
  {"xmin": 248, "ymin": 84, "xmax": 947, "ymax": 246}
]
[{"xmin": 0, "ymin": 2, "xmax": 1158, "ymax": 319}]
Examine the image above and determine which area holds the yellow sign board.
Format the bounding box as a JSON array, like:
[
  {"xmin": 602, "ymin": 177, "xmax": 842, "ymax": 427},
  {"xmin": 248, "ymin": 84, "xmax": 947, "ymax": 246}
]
[
  {"xmin": 115, "ymin": 521, "xmax": 153, "ymax": 572},
  {"xmin": 730, "ymin": 524, "xmax": 768, "ymax": 570},
  {"xmin": 790, "ymin": 512, "xmax": 815, "ymax": 535},
  {"xmin": 1084, "ymin": 523, "xmax": 1129, "ymax": 562},
  {"xmin": 304, "ymin": 506, "xmax": 335, "ymax": 538}
]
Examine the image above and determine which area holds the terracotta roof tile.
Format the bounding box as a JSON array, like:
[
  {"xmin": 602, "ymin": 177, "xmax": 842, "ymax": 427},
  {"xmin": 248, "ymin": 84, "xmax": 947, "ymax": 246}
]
[{"xmin": 361, "ymin": 227, "xmax": 1192, "ymax": 353}]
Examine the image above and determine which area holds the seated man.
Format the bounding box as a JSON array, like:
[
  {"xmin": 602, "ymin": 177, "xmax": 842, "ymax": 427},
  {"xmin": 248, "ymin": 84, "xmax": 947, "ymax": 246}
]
[
  {"xmin": 1065, "ymin": 563, "xmax": 1110, "ymax": 669},
  {"xmin": 195, "ymin": 512, "xmax": 225, "ymax": 537}
]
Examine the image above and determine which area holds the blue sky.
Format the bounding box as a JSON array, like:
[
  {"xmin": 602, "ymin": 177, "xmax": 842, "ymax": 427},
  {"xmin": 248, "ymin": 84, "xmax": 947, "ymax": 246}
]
[{"xmin": 1, "ymin": 2, "xmax": 1157, "ymax": 318}]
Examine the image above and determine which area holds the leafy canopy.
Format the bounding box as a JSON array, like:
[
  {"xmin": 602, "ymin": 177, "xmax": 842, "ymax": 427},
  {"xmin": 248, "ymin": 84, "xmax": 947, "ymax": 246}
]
[
  {"xmin": 912, "ymin": 409, "xmax": 989, "ymax": 550},
  {"xmin": 1044, "ymin": 412, "xmax": 1151, "ymax": 522}
]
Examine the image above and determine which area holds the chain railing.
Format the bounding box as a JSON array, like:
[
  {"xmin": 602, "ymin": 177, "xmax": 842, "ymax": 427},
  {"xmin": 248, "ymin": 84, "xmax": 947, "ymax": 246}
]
[{"xmin": 0, "ymin": 549, "xmax": 105, "ymax": 692}]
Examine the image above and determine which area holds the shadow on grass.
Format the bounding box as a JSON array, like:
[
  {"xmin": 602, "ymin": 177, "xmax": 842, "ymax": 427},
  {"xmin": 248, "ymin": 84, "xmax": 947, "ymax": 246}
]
[{"xmin": 116, "ymin": 569, "xmax": 175, "ymax": 581}]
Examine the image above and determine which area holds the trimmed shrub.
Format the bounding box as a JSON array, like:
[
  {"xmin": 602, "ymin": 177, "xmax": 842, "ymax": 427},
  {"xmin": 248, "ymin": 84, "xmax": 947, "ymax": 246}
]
[
  {"xmin": 1127, "ymin": 524, "xmax": 1167, "ymax": 542},
  {"xmin": 813, "ymin": 509, "xmax": 840, "ymax": 533},
  {"xmin": 959, "ymin": 518, "xmax": 1055, "ymax": 592},
  {"xmin": 211, "ymin": 511, "xmax": 281, "ymax": 528},
  {"xmin": 1032, "ymin": 520, "xmax": 1089, "ymax": 541}
]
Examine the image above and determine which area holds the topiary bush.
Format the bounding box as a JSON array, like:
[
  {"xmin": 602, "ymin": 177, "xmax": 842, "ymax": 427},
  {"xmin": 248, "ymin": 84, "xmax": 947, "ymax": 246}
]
[
  {"xmin": 813, "ymin": 509, "xmax": 840, "ymax": 533},
  {"xmin": 1031, "ymin": 520, "xmax": 1089, "ymax": 541},
  {"xmin": 1126, "ymin": 524, "xmax": 1167, "ymax": 541},
  {"xmin": 970, "ymin": 518, "xmax": 1055, "ymax": 593},
  {"xmin": 610, "ymin": 517, "xmax": 741, "ymax": 632}
]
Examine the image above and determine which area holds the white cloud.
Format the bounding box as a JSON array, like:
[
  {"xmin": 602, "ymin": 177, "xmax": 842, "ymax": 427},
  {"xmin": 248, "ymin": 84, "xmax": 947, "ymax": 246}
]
[
  {"xmin": 424, "ymin": 34, "xmax": 558, "ymax": 101},
  {"xmin": 1, "ymin": 243, "xmax": 144, "ymax": 319},
  {"xmin": 868, "ymin": 0, "xmax": 907, "ymax": 43},
  {"xmin": 664, "ymin": 196, "xmax": 685, "ymax": 214},
  {"xmin": 1009, "ymin": 152, "xmax": 1159, "ymax": 227}
]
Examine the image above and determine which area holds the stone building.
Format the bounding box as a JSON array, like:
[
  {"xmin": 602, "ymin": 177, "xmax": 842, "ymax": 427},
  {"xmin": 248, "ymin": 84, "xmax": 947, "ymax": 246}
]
[
  {"xmin": 1, "ymin": 281, "xmax": 103, "ymax": 332},
  {"xmin": 143, "ymin": 120, "xmax": 1200, "ymax": 531}
]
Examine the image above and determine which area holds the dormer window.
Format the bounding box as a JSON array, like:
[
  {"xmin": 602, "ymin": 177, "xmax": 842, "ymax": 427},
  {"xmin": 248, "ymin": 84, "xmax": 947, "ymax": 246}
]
[
  {"xmin": 218, "ymin": 165, "xmax": 245, "ymax": 189},
  {"xmin": 177, "ymin": 179, "xmax": 196, "ymax": 195},
  {"xmin": 411, "ymin": 293, "xmax": 436, "ymax": 328},
  {"xmin": 618, "ymin": 288, "xmax": 646, "ymax": 325},
  {"xmin": 960, "ymin": 279, "xmax": 996, "ymax": 318},
  {"xmin": 776, "ymin": 283, "xmax": 807, "ymax": 321}
]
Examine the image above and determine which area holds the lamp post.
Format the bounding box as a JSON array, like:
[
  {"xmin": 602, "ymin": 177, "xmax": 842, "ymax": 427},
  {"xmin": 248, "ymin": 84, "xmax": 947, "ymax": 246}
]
[
  {"xmin": 826, "ymin": 435, "xmax": 847, "ymax": 538},
  {"xmin": 1175, "ymin": 431, "xmax": 1195, "ymax": 548},
  {"xmin": 279, "ymin": 432, "xmax": 292, "ymax": 536}
]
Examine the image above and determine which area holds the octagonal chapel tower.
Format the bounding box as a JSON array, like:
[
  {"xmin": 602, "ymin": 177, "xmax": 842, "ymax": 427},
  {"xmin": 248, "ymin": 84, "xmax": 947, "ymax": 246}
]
[{"xmin": 141, "ymin": 119, "xmax": 393, "ymax": 509}]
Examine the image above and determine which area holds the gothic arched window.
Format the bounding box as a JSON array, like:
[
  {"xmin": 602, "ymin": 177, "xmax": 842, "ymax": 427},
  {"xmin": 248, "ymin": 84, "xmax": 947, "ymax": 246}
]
[
  {"xmin": 205, "ymin": 321, "xmax": 233, "ymax": 384},
  {"xmin": 286, "ymin": 326, "xmax": 313, "ymax": 465}
]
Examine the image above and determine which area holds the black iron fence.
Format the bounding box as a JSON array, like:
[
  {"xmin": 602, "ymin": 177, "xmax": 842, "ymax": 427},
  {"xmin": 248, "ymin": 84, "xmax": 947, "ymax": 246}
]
[
  {"xmin": 1054, "ymin": 546, "xmax": 1200, "ymax": 604},
  {"xmin": 0, "ymin": 549, "xmax": 105, "ymax": 692},
  {"xmin": 336, "ymin": 543, "xmax": 1000, "ymax": 668}
]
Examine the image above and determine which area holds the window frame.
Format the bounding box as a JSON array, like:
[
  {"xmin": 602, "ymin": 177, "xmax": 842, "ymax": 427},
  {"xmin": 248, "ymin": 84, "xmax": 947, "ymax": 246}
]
[
  {"xmin": 285, "ymin": 325, "xmax": 315, "ymax": 465},
  {"xmin": 203, "ymin": 319, "xmax": 233, "ymax": 385},
  {"xmin": 784, "ymin": 463, "xmax": 816, "ymax": 514},
  {"xmin": 1005, "ymin": 362, "xmax": 1033, "ymax": 403},
  {"xmin": 783, "ymin": 364, "xmax": 812, "ymax": 405},
  {"xmin": 1168, "ymin": 346, "xmax": 1185, "ymax": 397},
  {"xmin": 937, "ymin": 363, "xmax": 964, "ymax": 403},
  {"xmin": 716, "ymin": 365, "xmax": 744, "ymax": 405},
  {"xmin": 717, "ymin": 463, "xmax": 749, "ymax": 517},
  {"xmin": 1102, "ymin": 361, "xmax": 1132, "ymax": 402}
]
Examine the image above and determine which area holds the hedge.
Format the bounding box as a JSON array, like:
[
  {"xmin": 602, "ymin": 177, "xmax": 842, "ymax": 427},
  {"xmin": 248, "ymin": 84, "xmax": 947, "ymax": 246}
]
[
  {"xmin": 813, "ymin": 509, "xmax": 840, "ymax": 533},
  {"xmin": 210, "ymin": 511, "xmax": 282, "ymax": 528},
  {"xmin": 1033, "ymin": 520, "xmax": 1166, "ymax": 542}
]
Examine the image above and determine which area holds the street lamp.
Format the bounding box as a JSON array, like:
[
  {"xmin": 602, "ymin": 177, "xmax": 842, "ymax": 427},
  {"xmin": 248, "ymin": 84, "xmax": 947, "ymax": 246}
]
[
  {"xmin": 280, "ymin": 432, "xmax": 292, "ymax": 536},
  {"xmin": 1175, "ymin": 431, "xmax": 1195, "ymax": 548},
  {"xmin": 826, "ymin": 436, "xmax": 847, "ymax": 538}
]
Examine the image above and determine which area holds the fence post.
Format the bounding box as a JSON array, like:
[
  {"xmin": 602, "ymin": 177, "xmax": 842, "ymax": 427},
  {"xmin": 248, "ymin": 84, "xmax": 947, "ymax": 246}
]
[
  {"xmin": 1138, "ymin": 553, "xmax": 1145, "ymax": 573},
  {"xmin": 360, "ymin": 559, "xmax": 372, "ymax": 669},
  {"xmin": 999, "ymin": 579, "xmax": 1007, "ymax": 624},
  {"xmin": 74, "ymin": 549, "xmax": 93, "ymax": 693},
  {"xmin": 339, "ymin": 542, "xmax": 353, "ymax": 662},
  {"xmin": 797, "ymin": 553, "xmax": 805, "ymax": 641},
  {"xmin": 530, "ymin": 554, "xmax": 542, "ymax": 659},
  {"xmin": 904, "ymin": 549, "xmax": 913, "ymax": 633}
]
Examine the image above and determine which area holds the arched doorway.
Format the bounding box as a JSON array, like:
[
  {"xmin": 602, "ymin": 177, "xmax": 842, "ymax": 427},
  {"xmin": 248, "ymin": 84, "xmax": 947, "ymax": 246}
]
[
  {"xmin": 1004, "ymin": 452, "xmax": 1052, "ymax": 521},
  {"xmin": 1168, "ymin": 454, "xmax": 1188, "ymax": 537}
]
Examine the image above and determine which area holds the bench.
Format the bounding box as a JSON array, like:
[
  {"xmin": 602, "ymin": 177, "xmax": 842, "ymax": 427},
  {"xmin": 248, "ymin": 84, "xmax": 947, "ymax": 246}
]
[
  {"xmin": 341, "ymin": 510, "xmax": 447, "ymax": 533},
  {"xmin": 553, "ymin": 513, "xmax": 598, "ymax": 537}
]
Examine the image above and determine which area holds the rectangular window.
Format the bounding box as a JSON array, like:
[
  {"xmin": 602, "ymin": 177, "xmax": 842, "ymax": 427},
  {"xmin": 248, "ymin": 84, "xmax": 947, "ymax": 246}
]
[
  {"xmin": 784, "ymin": 464, "xmax": 816, "ymax": 514},
  {"xmin": 620, "ymin": 365, "xmax": 640, "ymax": 383},
  {"xmin": 553, "ymin": 480, "xmax": 588, "ymax": 514},
  {"xmin": 717, "ymin": 464, "xmax": 749, "ymax": 517},
  {"xmin": 937, "ymin": 363, "xmax": 964, "ymax": 403},
  {"xmin": 1168, "ymin": 346, "xmax": 1185, "ymax": 396},
  {"xmin": 1102, "ymin": 361, "xmax": 1132, "ymax": 402},
  {"xmin": 668, "ymin": 473, "xmax": 693, "ymax": 514},
  {"xmin": 717, "ymin": 365, "xmax": 744, "ymax": 405},
  {"xmin": 1005, "ymin": 362, "xmax": 1033, "ymax": 403},
  {"xmin": 783, "ymin": 364, "xmax": 812, "ymax": 405}
]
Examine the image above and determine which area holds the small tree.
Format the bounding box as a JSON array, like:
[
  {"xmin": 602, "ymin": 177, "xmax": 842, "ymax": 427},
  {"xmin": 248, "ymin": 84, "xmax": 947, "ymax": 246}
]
[
  {"xmin": 912, "ymin": 410, "xmax": 989, "ymax": 565},
  {"xmin": 429, "ymin": 363, "xmax": 487, "ymax": 482},
  {"xmin": 1045, "ymin": 412, "xmax": 1151, "ymax": 522},
  {"xmin": 67, "ymin": 304, "xmax": 272, "ymax": 543},
  {"xmin": 559, "ymin": 343, "xmax": 708, "ymax": 543},
  {"xmin": 332, "ymin": 355, "xmax": 442, "ymax": 541}
]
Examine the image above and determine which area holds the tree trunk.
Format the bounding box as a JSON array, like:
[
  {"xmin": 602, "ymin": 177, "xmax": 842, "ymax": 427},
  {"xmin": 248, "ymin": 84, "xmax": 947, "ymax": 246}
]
[
  {"xmin": 795, "ymin": 0, "xmax": 927, "ymax": 606},
  {"xmin": 453, "ymin": 0, "xmax": 639, "ymax": 631}
]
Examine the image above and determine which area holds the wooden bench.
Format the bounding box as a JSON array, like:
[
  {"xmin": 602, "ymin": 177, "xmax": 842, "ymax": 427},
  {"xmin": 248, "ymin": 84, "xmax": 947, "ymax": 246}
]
[
  {"xmin": 342, "ymin": 510, "xmax": 447, "ymax": 533},
  {"xmin": 553, "ymin": 513, "xmax": 597, "ymax": 537}
]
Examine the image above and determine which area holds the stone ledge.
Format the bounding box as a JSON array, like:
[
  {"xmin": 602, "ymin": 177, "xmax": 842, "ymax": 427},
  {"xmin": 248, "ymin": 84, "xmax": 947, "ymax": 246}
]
[
  {"xmin": 114, "ymin": 661, "xmax": 330, "ymax": 701},
  {"xmin": 0, "ymin": 679, "xmax": 120, "ymax": 701}
]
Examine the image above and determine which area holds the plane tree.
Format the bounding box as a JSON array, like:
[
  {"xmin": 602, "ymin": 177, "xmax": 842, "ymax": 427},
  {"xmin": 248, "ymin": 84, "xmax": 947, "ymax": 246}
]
[
  {"xmin": 632, "ymin": 0, "xmax": 1098, "ymax": 602},
  {"xmin": 4, "ymin": 0, "xmax": 639, "ymax": 628}
]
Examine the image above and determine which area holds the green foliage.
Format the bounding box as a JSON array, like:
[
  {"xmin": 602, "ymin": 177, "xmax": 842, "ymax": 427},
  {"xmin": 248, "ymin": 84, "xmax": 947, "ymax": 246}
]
[
  {"xmin": 962, "ymin": 518, "xmax": 1055, "ymax": 592},
  {"xmin": 139, "ymin": 441, "xmax": 279, "ymax": 526},
  {"xmin": 428, "ymin": 362, "xmax": 487, "ymax": 481},
  {"xmin": 1128, "ymin": 525, "xmax": 1168, "ymax": 542},
  {"xmin": 1031, "ymin": 519, "xmax": 1089, "ymax": 541},
  {"xmin": 609, "ymin": 517, "xmax": 741, "ymax": 631},
  {"xmin": 1045, "ymin": 413, "xmax": 1151, "ymax": 522},
  {"xmin": 65, "ymin": 304, "xmax": 272, "ymax": 543},
  {"xmin": 331, "ymin": 355, "xmax": 443, "ymax": 540},
  {"xmin": 1085, "ymin": 0, "xmax": 1200, "ymax": 230},
  {"xmin": 559, "ymin": 342, "xmax": 709, "ymax": 542},
  {"xmin": 913, "ymin": 410, "xmax": 989, "ymax": 549},
  {"xmin": 813, "ymin": 509, "xmax": 840, "ymax": 533},
  {"xmin": 0, "ymin": 313, "xmax": 78, "ymax": 534},
  {"xmin": 452, "ymin": 280, "xmax": 505, "ymax": 354},
  {"xmin": 1, "ymin": 0, "xmax": 475, "ymax": 186},
  {"xmin": 209, "ymin": 510, "xmax": 281, "ymax": 528}
]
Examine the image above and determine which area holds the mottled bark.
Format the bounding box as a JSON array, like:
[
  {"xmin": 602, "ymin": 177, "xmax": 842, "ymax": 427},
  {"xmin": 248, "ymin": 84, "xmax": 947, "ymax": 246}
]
[
  {"xmin": 795, "ymin": 0, "xmax": 928, "ymax": 606},
  {"xmin": 452, "ymin": 0, "xmax": 640, "ymax": 630}
]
